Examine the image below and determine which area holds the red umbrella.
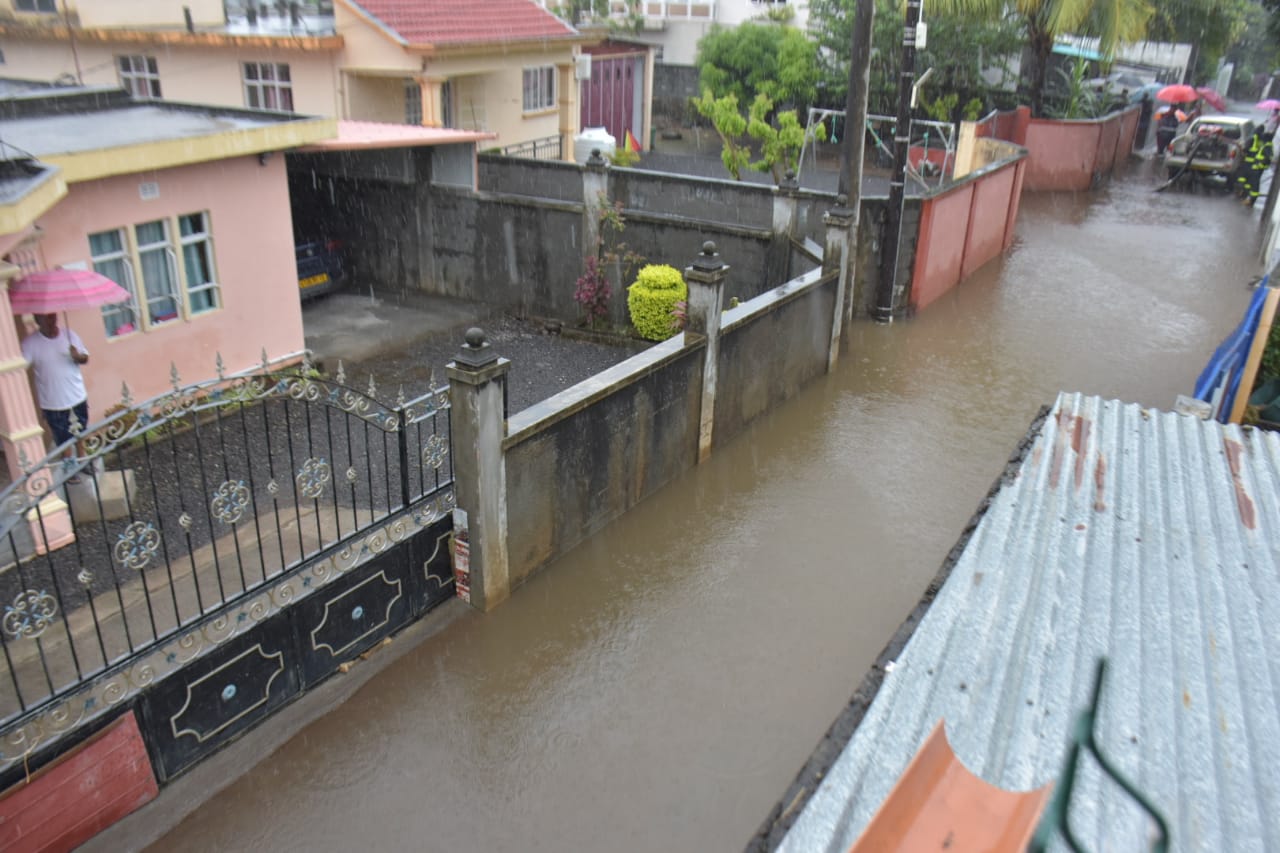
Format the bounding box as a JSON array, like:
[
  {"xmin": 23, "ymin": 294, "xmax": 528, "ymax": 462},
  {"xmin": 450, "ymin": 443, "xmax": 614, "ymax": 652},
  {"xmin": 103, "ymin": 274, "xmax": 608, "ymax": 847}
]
[
  {"xmin": 8, "ymin": 268, "xmax": 130, "ymax": 315},
  {"xmin": 1196, "ymin": 86, "xmax": 1226, "ymax": 111},
  {"xmin": 1156, "ymin": 83, "xmax": 1197, "ymax": 104}
]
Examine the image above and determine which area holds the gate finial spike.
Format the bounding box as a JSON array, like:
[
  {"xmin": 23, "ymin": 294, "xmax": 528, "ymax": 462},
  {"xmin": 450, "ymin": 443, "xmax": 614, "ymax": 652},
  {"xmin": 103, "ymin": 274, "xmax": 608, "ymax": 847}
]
[
  {"xmin": 336, "ymin": 360, "xmax": 346, "ymax": 385},
  {"xmin": 396, "ymin": 385, "xmax": 406, "ymax": 407},
  {"xmin": 367, "ymin": 374, "xmax": 377, "ymax": 397},
  {"xmin": 215, "ymin": 352, "xmax": 226, "ymax": 380},
  {"xmin": 17, "ymin": 446, "xmax": 30, "ymax": 472},
  {"xmin": 302, "ymin": 350, "xmax": 314, "ymax": 375},
  {"xmin": 169, "ymin": 363, "xmax": 181, "ymax": 392},
  {"xmin": 428, "ymin": 367, "xmax": 436, "ymax": 390},
  {"xmin": 260, "ymin": 348, "xmax": 270, "ymax": 371},
  {"xmin": 120, "ymin": 381, "xmax": 133, "ymax": 408}
]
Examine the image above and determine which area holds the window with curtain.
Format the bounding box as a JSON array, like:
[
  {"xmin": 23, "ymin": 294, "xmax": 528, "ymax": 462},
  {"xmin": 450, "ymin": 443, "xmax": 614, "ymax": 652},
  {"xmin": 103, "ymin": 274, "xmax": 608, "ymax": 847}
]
[
  {"xmin": 179, "ymin": 212, "xmax": 219, "ymax": 314},
  {"xmin": 522, "ymin": 66, "xmax": 555, "ymax": 112},
  {"xmin": 90, "ymin": 229, "xmax": 139, "ymax": 338},
  {"xmin": 135, "ymin": 220, "xmax": 179, "ymax": 325},
  {"xmin": 243, "ymin": 62, "xmax": 294, "ymax": 112},
  {"xmin": 118, "ymin": 55, "xmax": 161, "ymax": 100}
]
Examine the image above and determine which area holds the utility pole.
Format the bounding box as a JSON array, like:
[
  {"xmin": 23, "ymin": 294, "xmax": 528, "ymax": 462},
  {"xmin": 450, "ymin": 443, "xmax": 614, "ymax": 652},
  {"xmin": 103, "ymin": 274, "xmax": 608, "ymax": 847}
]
[
  {"xmin": 837, "ymin": 0, "xmax": 876, "ymax": 207},
  {"xmin": 873, "ymin": 0, "xmax": 922, "ymax": 322}
]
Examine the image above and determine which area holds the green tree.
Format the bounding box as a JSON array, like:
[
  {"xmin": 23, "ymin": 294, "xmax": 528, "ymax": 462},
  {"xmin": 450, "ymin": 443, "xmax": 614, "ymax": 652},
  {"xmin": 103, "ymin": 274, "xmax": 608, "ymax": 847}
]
[
  {"xmin": 1146, "ymin": 0, "xmax": 1252, "ymax": 83},
  {"xmin": 927, "ymin": 0, "xmax": 1154, "ymax": 117},
  {"xmin": 693, "ymin": 90, "xmax": 752, "ymax": 179},
  {"xmin": 808, "ymin": 0, "xmax": 1022, "ymax": 115},
  {"xmin": 747, "ymin": 94, "xmax": 827, "ymax": 182},
  {"xmin": 697, "ymin": 22, "xmax": 821, "ymax": 111}
]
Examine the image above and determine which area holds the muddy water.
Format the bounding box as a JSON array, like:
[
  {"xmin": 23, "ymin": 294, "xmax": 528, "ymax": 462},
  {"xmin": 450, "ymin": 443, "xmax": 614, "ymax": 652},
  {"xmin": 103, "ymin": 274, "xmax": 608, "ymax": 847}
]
[{"xmin": 147, "ymin": 163, "xmax": 1262, "ymax": 852}]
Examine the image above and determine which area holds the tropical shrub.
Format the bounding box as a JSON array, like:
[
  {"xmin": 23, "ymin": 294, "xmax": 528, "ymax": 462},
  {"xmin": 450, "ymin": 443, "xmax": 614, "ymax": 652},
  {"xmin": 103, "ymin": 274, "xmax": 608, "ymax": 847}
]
[
  {"xmin": 627, "ymin": 264, "xmax": 687, "ymax": 340},
  {"xmin": 573, "ymin": 255, "xmax": 612, "ymax": 327}
]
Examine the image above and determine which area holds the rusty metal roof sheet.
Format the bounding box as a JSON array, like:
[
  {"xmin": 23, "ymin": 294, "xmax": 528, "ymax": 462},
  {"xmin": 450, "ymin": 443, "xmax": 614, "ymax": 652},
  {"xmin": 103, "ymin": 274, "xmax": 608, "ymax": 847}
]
[{"xmin": 779, "ymin": 393, "xmax": 1280, "ymax": 853}]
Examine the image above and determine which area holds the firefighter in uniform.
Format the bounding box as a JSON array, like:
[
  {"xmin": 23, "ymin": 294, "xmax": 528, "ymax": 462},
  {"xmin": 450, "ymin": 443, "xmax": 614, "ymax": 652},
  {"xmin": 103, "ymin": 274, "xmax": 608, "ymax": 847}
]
[{"xmin": 1240, "ymin": 130, "xmax": 1273, "ymax": 207}]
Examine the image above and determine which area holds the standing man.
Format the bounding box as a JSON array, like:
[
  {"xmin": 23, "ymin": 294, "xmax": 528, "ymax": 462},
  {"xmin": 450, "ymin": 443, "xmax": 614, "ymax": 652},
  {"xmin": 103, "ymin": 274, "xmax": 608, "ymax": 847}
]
[{"xmin": 22, "ymin": 313, "xmax": 90, "ymax": 467}]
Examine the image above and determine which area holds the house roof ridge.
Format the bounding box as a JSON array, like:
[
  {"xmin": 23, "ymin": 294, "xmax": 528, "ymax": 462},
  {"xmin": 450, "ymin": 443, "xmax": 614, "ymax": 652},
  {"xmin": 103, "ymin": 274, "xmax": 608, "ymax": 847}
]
[{"xmin": 345, "ymin": 0, "xmax": 579, "ymax": 49}]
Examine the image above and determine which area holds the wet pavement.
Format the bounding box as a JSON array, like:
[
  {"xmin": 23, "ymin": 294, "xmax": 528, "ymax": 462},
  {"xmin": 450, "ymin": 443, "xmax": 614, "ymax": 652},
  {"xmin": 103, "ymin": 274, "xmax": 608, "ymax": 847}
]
[{"xmin": 136, "ymin": 157, "xmax": 1266, "ymax": 853}]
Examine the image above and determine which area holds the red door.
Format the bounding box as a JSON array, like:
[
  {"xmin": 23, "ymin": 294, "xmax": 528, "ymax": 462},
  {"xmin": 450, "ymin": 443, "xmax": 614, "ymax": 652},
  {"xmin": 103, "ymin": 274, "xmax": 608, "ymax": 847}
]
[{"xmin": 580, "ymin": 54, "xmax": 638, "ymax": 149}]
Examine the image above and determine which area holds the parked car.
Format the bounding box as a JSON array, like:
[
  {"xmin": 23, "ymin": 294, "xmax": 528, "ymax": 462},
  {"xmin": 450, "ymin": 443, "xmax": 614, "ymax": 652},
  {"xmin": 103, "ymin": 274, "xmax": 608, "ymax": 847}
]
[
  {"xmin": 1164, "ymin": 116, "xmax": 1256, "ymax": 185},
  {"xmin": 295, "ymin": 237, "xmax": 344, "ymax": 300}
]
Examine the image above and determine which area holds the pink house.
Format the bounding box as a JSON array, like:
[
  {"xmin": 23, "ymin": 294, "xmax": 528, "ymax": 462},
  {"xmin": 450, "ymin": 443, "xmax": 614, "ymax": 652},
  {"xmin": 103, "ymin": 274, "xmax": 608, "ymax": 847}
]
[{"xmin": 0, "ymin": 83, "xmax": 334, "ymax": 495}]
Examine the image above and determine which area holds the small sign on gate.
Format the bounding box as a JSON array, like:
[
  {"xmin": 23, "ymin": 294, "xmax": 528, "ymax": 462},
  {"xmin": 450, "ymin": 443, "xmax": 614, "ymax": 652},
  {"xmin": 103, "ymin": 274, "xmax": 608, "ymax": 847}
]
[{"xmin": 452, "ymin": 508, "xmax": 471, "ymax": 603}]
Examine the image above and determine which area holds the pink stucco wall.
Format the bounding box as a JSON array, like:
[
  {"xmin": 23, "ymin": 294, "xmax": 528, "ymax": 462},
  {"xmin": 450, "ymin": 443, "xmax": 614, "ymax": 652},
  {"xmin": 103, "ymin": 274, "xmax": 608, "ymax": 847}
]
[
  {"xmin": 28, "ymin": 156, "xmax": 304, "ymax": 416},
  {"xmin": 1022, "ymin": 106, "xmax": 1140, "ymax": 191},
  {"xmin": 910, "ymin": 154, "xmax": 1025, "ymax": 312}
]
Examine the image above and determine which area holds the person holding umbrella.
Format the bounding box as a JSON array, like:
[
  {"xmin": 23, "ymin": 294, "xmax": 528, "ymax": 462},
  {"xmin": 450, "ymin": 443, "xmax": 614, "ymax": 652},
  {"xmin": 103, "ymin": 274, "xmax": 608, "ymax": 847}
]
[
  {"xmin": 9, "ymin": 267, "xmax": 131, "ymax": 476},
  {"xmin": 21, "ymin": 313, "xmax": 89, "ymax": 471}
]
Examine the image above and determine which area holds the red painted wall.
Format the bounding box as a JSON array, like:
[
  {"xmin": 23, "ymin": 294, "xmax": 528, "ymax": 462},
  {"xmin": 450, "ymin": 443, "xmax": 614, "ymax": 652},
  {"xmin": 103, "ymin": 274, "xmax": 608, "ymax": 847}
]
[
  {"xmin": 910, "ymin": 153, "xmax": 1025, "ymax": 312},
  {"xmin": 961, "ymin": 165, "xmax": 1016, "ymax": 279},
  {"xmin": 911, "ymin": 184, "xmax": 975, "ymax": 311},
  {"xmin": 1022, "ymin": 106, "xmax": 1140, "ymax": 191},
  {"xmin": 0, "ymin": 713, "xmax": 157, "ymax": 853}
]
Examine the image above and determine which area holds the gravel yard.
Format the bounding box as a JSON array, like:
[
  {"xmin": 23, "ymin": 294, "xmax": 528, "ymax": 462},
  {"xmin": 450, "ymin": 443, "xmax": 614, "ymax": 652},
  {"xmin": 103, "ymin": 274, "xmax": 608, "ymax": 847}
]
[{"xmin": 327, "ymin": 313, "xmax": 647, "ymax": 414}]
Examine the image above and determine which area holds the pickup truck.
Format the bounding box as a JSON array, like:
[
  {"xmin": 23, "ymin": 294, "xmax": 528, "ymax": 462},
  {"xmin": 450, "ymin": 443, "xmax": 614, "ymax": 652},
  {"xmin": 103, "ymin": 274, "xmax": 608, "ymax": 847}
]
[{"xmin": 1164, "ymin": 116, "xmax": 1256, "ymax": 186}]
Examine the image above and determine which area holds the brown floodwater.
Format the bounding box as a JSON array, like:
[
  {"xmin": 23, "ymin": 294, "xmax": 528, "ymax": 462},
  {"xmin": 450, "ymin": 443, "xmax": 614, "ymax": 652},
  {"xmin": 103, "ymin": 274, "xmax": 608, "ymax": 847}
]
[{"xmin": 144, "ymin": 162, "xmax": 1263, "ymax": 852}]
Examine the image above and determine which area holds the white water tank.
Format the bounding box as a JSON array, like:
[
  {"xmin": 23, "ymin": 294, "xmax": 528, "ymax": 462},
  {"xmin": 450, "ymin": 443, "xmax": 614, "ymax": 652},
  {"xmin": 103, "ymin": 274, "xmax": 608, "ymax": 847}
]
[{"xmin": 573, "ymin": 127, "xmax": 616, "ymax": 164}]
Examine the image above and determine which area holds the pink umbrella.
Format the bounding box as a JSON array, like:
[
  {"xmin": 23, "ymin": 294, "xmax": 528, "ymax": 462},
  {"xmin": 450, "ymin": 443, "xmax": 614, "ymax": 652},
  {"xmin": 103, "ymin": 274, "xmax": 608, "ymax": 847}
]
[
  {"xmin": 1195, "ymin": 87, "xmax": 1226, "ymax": 111},
  {"xmin": 8, "ymin": 268, "xmax": 130, "ymax": 315},
  {"xmin": 1156, "ymin": 83, "xmax": 1197, "ymax": 104},
  {"xmin": 1258, "ymin": 99, "xmax": 1280, "ymax": 111}
]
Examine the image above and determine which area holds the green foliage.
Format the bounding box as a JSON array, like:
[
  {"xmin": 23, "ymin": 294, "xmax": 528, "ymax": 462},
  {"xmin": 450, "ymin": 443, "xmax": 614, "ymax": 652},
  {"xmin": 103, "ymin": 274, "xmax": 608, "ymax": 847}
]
[
  {"xmin": 926, "ymin": 0, "xmax": 1154, "ymax": 116},
  {"xmin": 609, "ymin": 147, "xmax": 640, "ymax": 167},
  {"xmin": 809, "ymin": 0, "xmax": 1023, "ymax": 113},
  {"xmin": 1046, "ymin": 57, "xmax": 1104, "ymax": 118},
  {"xmin": 627, "ymin": 264, "xmax": 688, "ymax": 341},
  {"xmin": 746, "ymin": 94, "xmax": 826, "ymax": 181},
  {"xmin": 1147, "ymin": 0, "xmax": 1254, "ymax": 83},
  {"xmin": 697, "ymin": 22, "xmax": 820, "ymax": 111},
  {"xmin": 1261, "ymin": 321, "xmax": 1280, "ymax": 384},
  {"xmin": 694, "ymin": 90, "xmax": 823, "ymax": 181},
  {"xmin": 693, "ymin": 89, "xmax": 751, "ymax": 179}
]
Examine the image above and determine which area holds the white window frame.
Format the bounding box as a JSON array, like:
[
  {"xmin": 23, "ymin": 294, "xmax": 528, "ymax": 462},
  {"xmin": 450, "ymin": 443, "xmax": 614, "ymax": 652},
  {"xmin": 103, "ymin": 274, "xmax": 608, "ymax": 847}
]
[
  {"xmin": 242, "ymin": 61, "xmax": 294, "ymax": 112},
  {"xmin": 178, "ymin": 212, "xmax": 220, "ymax": 315},
  {"xmin": 404, "ymin": 80, "xmax": 423, "ymax": 126},
  {"xmin": 134, "ymin": 219, "xmax": 181, "ymax": 327},
  {"xmin": 89, "ymin": 228, "xmax": 140, "ymax": 339},
  {"xmin": 522, "ymin": 66, "xmax": 556, "ymax": 113},
  {"xmin": 118, "ymin": 55, "xmax": 161, "ymax": 100}
]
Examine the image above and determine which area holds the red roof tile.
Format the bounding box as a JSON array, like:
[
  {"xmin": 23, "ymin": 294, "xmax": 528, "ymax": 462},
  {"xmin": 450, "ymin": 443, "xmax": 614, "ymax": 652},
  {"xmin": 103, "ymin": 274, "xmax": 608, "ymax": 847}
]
[{"xmin": 349, "ymin": 0, "xmax": 579, "ymax": 47}]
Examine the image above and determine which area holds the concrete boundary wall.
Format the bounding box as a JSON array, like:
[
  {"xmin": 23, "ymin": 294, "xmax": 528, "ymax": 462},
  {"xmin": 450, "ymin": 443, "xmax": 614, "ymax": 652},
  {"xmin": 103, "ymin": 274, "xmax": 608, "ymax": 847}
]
[
  {"xmin": 910, "ymin": 151, "xmax": 1027, "ymax": 311},
  {"xmin": 452, "ymin": 249, "xmax": 847, "ymax": 607}
]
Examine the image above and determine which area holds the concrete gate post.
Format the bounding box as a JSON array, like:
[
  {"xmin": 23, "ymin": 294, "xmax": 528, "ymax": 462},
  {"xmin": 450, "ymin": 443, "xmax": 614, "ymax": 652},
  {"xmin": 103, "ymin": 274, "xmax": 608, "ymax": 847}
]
[
  {"xmin": 823, "ymin": 195, "xmax": 857, "ymax": 368},
  {"xmin": 684, "ymin": 242, "xmax": 729, "ymax": 463},
  {"xmin": 773, "ymin": 170, "xmax": 800, "ymax": 236},
  {"xmin": 582, "ymin": 148, "xmax": 609, "ymax": 257},
  {"xmin": 447, "ymin": 328, "xmax": 511, "ymax": 611}
]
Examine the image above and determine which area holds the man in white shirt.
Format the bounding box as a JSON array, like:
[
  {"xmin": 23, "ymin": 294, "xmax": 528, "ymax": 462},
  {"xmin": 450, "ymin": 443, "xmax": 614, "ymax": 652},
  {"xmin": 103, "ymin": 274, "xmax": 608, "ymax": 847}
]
[{"xmin": 21, "ymin": 313, "xmax": 90, "ymax": 464}]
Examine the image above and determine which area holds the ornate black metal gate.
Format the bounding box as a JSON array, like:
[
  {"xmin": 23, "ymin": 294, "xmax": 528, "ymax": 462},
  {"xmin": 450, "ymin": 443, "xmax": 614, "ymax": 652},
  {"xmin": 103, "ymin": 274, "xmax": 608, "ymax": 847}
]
[{"xmin": 0, "ymin": 354, "xmax": 455, "ymax": 783}]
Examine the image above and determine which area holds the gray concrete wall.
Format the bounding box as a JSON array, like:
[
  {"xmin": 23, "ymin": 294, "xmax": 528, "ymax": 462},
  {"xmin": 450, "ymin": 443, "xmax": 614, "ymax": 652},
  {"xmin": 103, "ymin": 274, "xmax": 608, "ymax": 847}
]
[
  {"xmin": 432, "ymin": 188, "xmax": 586, "ymax": 318},
  {"xmin": 503, "ymin": 340, "xmax": 705, "ymax": 586},
  {"xmin": 714, "ymin": 274, "xmax": 839, "ymax": 443},
  {"xmin": 652, "ymin": 64, "xmax": 700, "ymax": 127},
  {"xmin": 611, "ymin": 168, "xmax": 775, "ymax": 230},
  {"xmin": 478, "ymin": 156, "xmax": 584, "ymax": 203}
]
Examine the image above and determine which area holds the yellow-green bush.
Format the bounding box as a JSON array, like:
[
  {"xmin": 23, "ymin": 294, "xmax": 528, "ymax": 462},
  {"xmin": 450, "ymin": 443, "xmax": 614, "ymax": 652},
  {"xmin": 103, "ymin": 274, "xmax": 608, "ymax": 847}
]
[{"xmin": 627, "ymin": 264, "xmax": 687, "ymax": 340}]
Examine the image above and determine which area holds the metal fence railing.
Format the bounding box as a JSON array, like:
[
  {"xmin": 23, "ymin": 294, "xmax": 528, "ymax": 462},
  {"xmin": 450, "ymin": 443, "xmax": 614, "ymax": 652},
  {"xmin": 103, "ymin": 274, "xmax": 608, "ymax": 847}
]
[
  {"xmin": 0, "ymin": 353, "xmax": 452, "ymax": 726},
  {"xmin": 501, "ymin": 134, "xmax": 563, "ymax": 161}
]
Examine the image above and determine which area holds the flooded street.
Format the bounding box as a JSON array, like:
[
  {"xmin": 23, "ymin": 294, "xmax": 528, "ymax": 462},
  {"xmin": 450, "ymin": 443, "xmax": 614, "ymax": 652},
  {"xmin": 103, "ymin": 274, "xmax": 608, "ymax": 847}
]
[{"xmin": 148, "ymin": 161, "xmax": 1263, "ymax": 852}]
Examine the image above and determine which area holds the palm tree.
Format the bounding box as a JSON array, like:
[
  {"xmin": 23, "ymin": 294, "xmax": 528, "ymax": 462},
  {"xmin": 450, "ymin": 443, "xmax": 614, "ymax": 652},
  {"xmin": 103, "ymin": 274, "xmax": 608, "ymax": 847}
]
[{"xmin": 929, "ymin": 0, "xmax": 1153, "ymax": 117}]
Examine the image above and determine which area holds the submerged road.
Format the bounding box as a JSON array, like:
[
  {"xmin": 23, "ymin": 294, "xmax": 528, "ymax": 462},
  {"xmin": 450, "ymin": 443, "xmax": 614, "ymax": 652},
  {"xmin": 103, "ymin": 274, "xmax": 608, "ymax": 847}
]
[{"xmin": 143, "ymin": 159, "xmax": 1265, "ymax": 852}]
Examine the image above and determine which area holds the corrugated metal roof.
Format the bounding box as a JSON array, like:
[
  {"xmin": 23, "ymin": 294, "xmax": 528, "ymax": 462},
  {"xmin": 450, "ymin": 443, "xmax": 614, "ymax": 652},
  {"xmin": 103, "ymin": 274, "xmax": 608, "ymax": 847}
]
[{"xmin": 779, "ymin": 393, "xmax": 1280, "ymax": 852}]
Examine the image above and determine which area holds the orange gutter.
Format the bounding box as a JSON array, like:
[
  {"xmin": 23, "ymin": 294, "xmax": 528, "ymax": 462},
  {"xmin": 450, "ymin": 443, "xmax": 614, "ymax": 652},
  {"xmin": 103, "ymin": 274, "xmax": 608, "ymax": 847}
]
[
  {"xmin": 849, "ymin": 721, "xmax": 1052, "ymax": 853},
  {"xmin": 0, "ymin": 22, "xmax": 342, "ymax": 51}
]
